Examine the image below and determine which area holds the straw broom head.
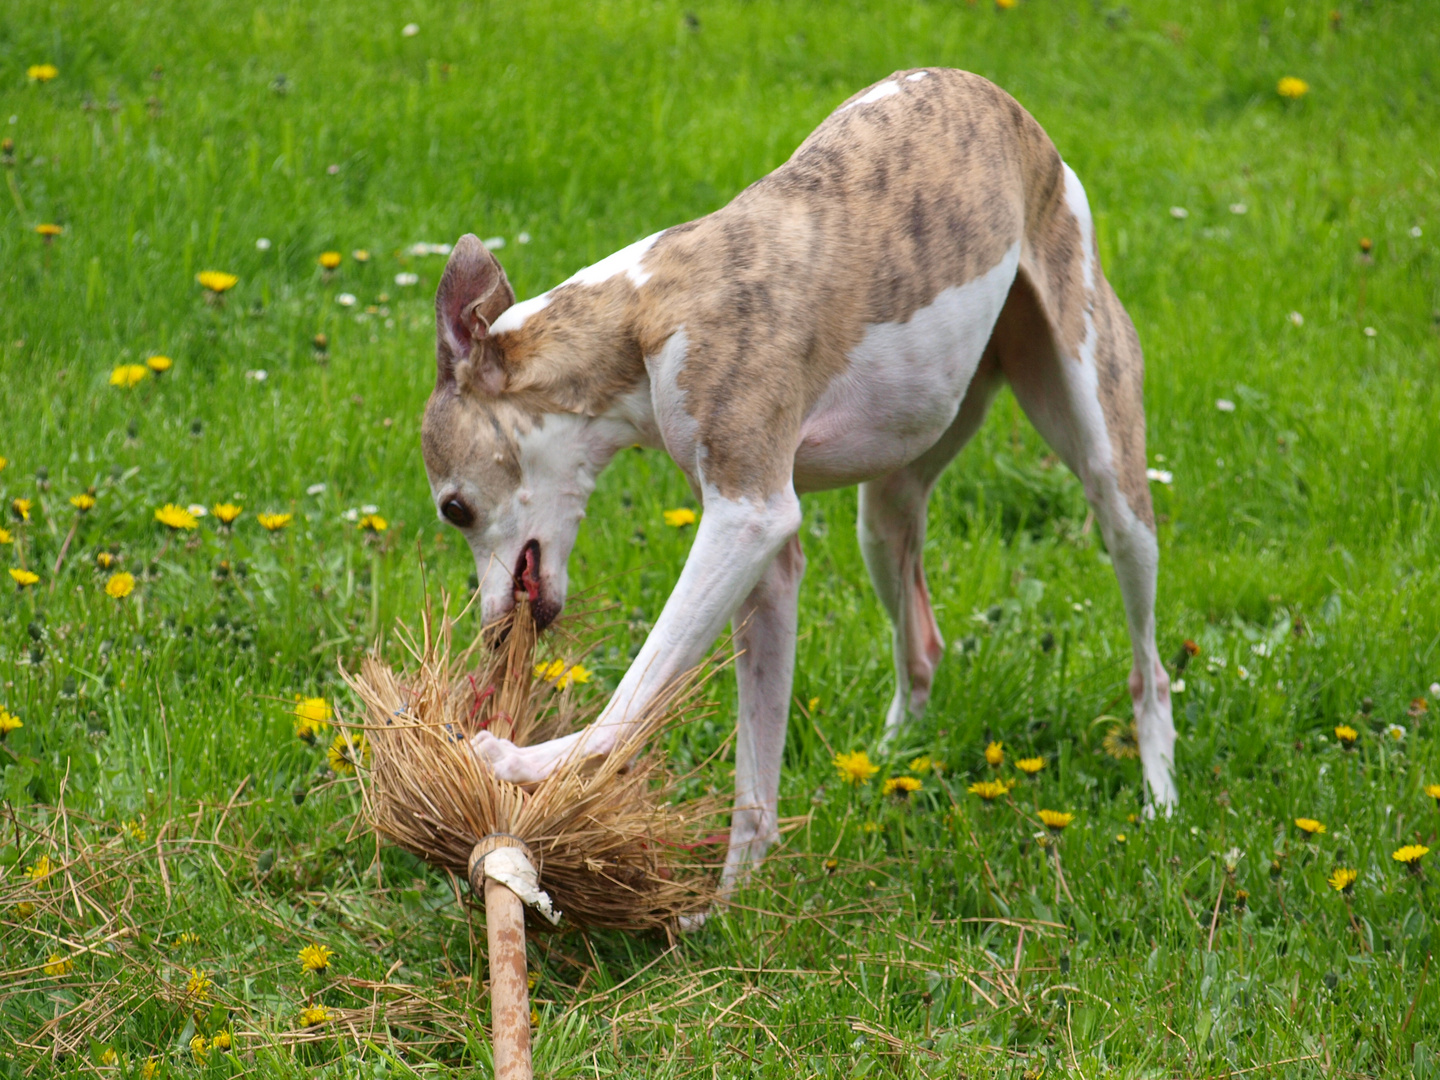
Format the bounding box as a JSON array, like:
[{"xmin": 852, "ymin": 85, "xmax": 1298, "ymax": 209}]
[{"xmin": 344, "ymin": 599, "xmax": 718, "ymax": 931}]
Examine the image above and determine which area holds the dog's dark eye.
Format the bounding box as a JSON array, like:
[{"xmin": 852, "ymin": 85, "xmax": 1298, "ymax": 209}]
[{"xmin": 441, "ymin": 499, "xmax": 474, "ymax": 528}]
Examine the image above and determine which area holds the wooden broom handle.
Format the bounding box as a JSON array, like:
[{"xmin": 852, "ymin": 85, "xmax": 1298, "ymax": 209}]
[{"xmin": 471, "ymin": 837, "xmax": 533, "ymax": 1080}]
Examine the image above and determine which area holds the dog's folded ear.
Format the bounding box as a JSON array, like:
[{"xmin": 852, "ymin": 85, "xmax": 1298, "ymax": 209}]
[{"xmin": 435, "ymin": 234, "xmax": 516, "ymax": 396}]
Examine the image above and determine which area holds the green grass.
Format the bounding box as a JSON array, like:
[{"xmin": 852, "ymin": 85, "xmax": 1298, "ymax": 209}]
[{"xmin": 2, "ymin": 0, "xmax": 1439, "ymax": 1075}]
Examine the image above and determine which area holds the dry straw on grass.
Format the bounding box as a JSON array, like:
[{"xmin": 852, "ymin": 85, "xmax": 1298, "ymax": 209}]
[
  {"xmin": 0, "ymin": 787, "xmax": 483, "ymax": 1068},
  {"xmin": 344, "ymin": 598, "xmax": 722, "ymax": 933}
]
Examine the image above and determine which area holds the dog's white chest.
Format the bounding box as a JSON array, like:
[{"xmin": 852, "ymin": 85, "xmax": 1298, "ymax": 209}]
[{"xmin": 795, "ymin": 242, "xmax": 1020, "ymax": 490}]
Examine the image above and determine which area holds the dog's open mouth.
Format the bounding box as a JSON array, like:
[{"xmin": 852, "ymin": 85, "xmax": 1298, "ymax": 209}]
[
  {"xmin": 513, "ymin": 540, "xmax": 561, "ymax": 630},
  {"xmin": 516, "ymin": 540, "xmax": 542, "ymax": 603}
]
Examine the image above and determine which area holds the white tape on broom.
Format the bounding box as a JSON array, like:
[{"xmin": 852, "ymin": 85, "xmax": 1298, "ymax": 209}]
[{"xmin": 481, "ymin": 846, "xmax": 562, "ymax": 925}]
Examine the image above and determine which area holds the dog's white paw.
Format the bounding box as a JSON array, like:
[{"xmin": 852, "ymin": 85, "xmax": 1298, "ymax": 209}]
[
  {"xmin": 469, "ymin": 731, "xmax": 540, "ymax": 784},
  {"xmin": 678, "ymin": 910, "xmax": 710, "ymax": 934},
  {"xmin": 469, "ymin": 730, "xmax": 579, "ymax": 784}
]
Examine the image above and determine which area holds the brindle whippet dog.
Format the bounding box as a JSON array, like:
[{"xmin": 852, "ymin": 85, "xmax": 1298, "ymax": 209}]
[{"xmin": 422, "ymin": 69, "xmax": 1176, "ymax": 891}]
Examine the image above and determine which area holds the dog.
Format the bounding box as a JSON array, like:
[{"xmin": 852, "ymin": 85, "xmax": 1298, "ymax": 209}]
[{"xmin": 421, "ymin": 68, "xmax": 1176, "ymax": 891}]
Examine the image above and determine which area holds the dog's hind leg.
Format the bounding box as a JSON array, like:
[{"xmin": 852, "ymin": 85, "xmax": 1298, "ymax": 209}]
[
  {"xmin": 721, "ymin": 534, "xmax": 805, "ymax": 895},
  {"xmin": 862, "ymin": 353, "xmax": 1005, "ymax": 747},
  {"xmin": 996, "ymin": 252, "xmax": 1177, "ymax": 809}
]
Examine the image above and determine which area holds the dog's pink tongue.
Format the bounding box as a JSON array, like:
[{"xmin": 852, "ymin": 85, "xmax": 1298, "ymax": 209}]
[{"xmin": 521, "ymin": 544, "xmax": 541, "ymax": 603}]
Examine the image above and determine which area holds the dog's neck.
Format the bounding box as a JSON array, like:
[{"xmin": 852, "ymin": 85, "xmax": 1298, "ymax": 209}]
[{"xmin": 487, "ymin": 236, "xmax": 679, "ymax": 451}]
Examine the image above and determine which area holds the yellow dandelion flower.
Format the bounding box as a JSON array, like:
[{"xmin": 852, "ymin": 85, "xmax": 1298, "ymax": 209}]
[
  {"xmin": 1328, "ymin": 867, "xmax": 1358, "ymax": 894},
  {"xmin": 1102, "ymin": 722, "xmax": 1141, "ymax": 760},
  {"xmin": 1425, "ymin": 783, "xmax": 1440, "ymax": 806},
  {"xmin": 968, "ymin": 779, "xmax": 1010, "ymax": 801},
  {"xmin": 882, "ymin": 775, "xmax": 922, "ymax": 798},
  {"xmin": 211, "ymin": 503, "xmax": 242, "ymax": 525},
  {"xmin": 983, "ymin": 741, "xmax": 1004, "ymax": 767},
  {"xmin": 44, "ymin": 953, "xmax": 74, "ymax": 976},
  {"xmin": 189, "ymin": 1035, "xmax": 208, "ymax": 1060},
  {"xmin": 13, "ymin": 900, "xmax": 35, "ymax": 918},
  {"xmin": 109, "ymin": 364, "xmax": 150, "ymax": 389},
  {"xmin": 104, "ymin": 572, "xmax": 135, "ymax": 599},
  {"xmin": 996, "ymin": 0, "xmax": 1018, "ymax": 8},
  {"xmin": 557, "ymin": 663, "xmax": 591, "ymax": 689},
  {"xmin": 10, "ymin": 567, "xmax": 39, "ymax": 587},
  {"xmin": 0, "ymin": 456, "xmax": 6, "ymax": 471},
  {"xmin": 1038, "ymin": 809, "xmax": 1074, "ymax": 831},
  {"xmin": 27, "ymin": 65, "xmax": 59, "ymax": 82},
  {"xmin": 196, "ymin": 270, "xmax": 238, "ymax": 293},
  {"xmin": 1016, "ymin": 756, "xmax": 1046, "ymax": 775},
  {"xmin": 124, "ymin": 819, "xmax": 147, "ymax": 842},
  {"xmin": 154, "ymin": 504, "xmax": 198, "ymax": 530},
  {"xmin": 319, "ymin": 251, "xmax": 342, "ymax": 269},
  {"xmin": 357, "ymin": 513, "xmax": 387, "ymax": 532},
  {"xmin": 533, "ymin": 658, "xmax": 566, "ymax": 682},
  {"xmin": 96, "ymin": 550, "xmax": 114, "ymax": 567},
  {"xmin": 257, "ymin": 512, "xmax": 293, "ymax": 531},
  {"xmin": 298, "ymin": 943, "xmax": 334, "ymax": 972},
  {"xmin": 293, "ymin": 696, "xmax": 332, "ymax": 741},
  {"xmin": 1334, "ymin": 724, "xmax": 1358, "ymax": 748},
  {"xmin": 140, "ymin": 1058, "xmax": 159, "ymax": 1080},
  {"xmin": 352, "ymin": 249, "xmax": 370, "ymax": 262},
  {"xmin": 12, "ymin": 497, "xmax": 32, "ymax": 521},
  {"xmin": 99, "ymin": 1047, "xmax": 119, "ymax": 1066},
  {"xmin": 1277, "ymin": 76, "xmax": 1309, "ymax": 100},
  {"xmin": 145, "ymin": 355, "xmax": 173, "ymax": 373},
  {"xmin": 173, "ymin": 931, "xmax": 200, "ymax": 947},
  {"xmin": 185, "ymin": 968, "xmax": 212, "ymax": 999},
  {"xmin": 0, "ymin": 527, "xmax": 11, "ymax": 544},
  {"xmin": 211, "ymin": 1031, "xmax": 232, "ymax": 1051},
  {"xmin": 530, "ymin": 1007, "xmax": 540, "ymax": 1027},
  {"xmin": 1294, "ymin": 817, "xmax": 1326, "ymax": 835},
  {"xmin": 294, "ymin": 696, "xmax": 332, "ymax": 726},
  {"xmin": 35, "ymin": 223, "xmax": 63, "ymax": 236},
  {"xmin": 861, "ymin": 820, "xmax": 882, "ymax": 834},
  {"xmin": 25, "ymin": 854, "xmax": 53, "ymax": 882},
  {"xmin": 69, "ymin": 493, "xmax": 96, "ymax": 511},
  {"xmin": 662, "ymin": 507, "xmax": 696, "ymax": 527},
  {"xmin": 327, "ymin": 731, "xmax": 369, "ymax": 774},
  {"xmin": 0, "ymin": 709, "xmax": 22, "ymax": 736},
  {"xmin": 908, "ymin": 755, "xmax": 933, "ymax": 773},
  {"xmin": 300, "ymin": 1004, "xmax": 332, "ymax": 1027},
  {"xmin": 1393, "ymin": 844, "xmax": 1430, "ymax": 867},
  {"xmin": 833, "ymin": 750, "xmax": 880, "ymax": 786},
  {"xmin": 1115, "ymin": 833, "xmax": 1127, "ymax": 844}
]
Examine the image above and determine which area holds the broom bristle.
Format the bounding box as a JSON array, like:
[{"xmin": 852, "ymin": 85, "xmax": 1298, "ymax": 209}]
[{"xmin": 343, "ymin": 599, "xmax": 720, "ymax": 932}]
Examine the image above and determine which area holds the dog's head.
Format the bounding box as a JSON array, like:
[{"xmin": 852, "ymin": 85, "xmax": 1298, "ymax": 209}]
[{"xmin": 421, "ymin": 235, "xmax": 612, "ymax": 630}]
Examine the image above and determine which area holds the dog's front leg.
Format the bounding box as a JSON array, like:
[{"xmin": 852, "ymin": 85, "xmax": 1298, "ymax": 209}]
[
  {"xmin": 722, "ymin": 533, "xmax": 804, "ymax": 896},
  {"xmin": 472, "ymin": 486, "xmax": 803, "ymax": 784}
]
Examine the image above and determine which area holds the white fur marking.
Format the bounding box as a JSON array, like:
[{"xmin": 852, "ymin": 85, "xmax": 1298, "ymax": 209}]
[
  {"xmin": 796, "ymin": 242, "xmax": 1021, "ymax": 489},
  {"xmin": 1061, "ymin": 164, "xmax": 1098, "ymax": 367},
  {"xmin": 905, "ymin": 71, "xmax": 929, "ymax": 81},
  {"xmin": 565, "ymin": 231, "xmax": 663, "ymax": 289},
  {"xmin": 1061, "ymin": 164, "xmax": 1096, "ymax": 293},
  {"xmin": 491, "ymin": 230, "xmax": 664, "ymax": 335},
  {"xmin": 491, "ymin": 292, "xmax": 552, "ymax": 335},
  {"xmin": 841, "ymin": 80, "xmax": 901, "ymax": 111},
  {"xmin": 647, "ymin": 329, "xmax": 703, "ymax": 468}
]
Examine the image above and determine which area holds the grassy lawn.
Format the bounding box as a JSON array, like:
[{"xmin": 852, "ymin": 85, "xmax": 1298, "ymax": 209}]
[{"xmin": 2, "ymin": 0, "xmax": 1439, "ymax": 1075}]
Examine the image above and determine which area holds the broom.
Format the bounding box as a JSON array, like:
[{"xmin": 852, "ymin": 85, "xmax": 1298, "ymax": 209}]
[{"xmin": 343, "ymin": 598, "xmax": 719, "ymax": 1080}]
